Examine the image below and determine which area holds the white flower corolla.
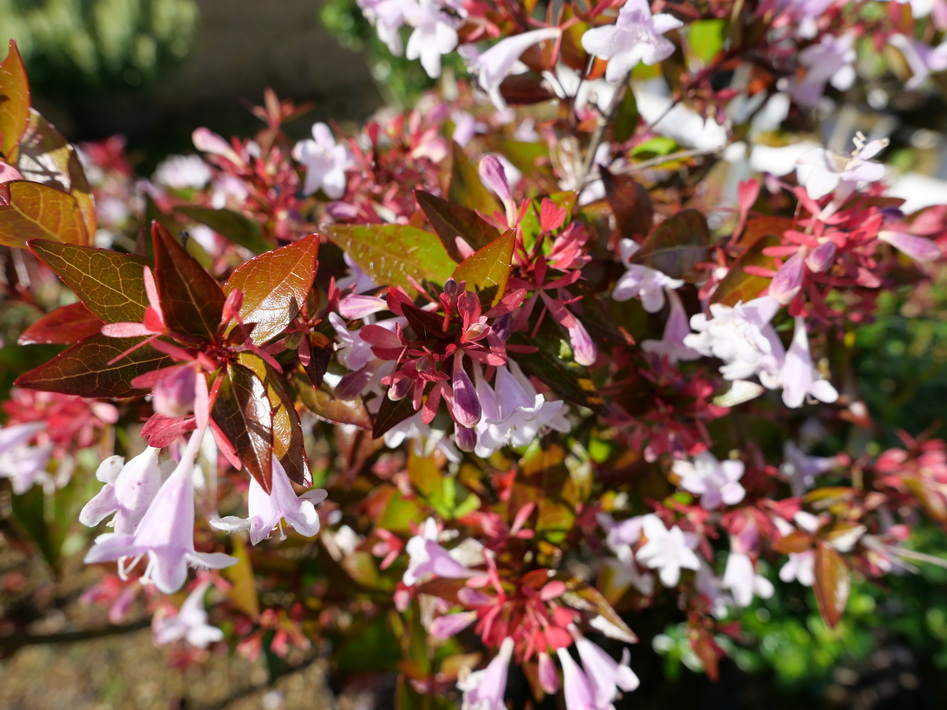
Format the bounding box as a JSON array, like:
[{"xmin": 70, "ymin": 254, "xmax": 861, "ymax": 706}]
[
  {"xmin": 293, "ymin": 122, "xmax": 352, "ymax": 199},
  {"xmin": 673, "ymin": 451, "xmax": 746, "ymax": 510},
  {"xmin": 635, "ymin": 514, "xmax": 701, "ymax": 587}
]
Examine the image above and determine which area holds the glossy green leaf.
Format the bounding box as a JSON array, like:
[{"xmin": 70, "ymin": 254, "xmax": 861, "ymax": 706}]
[
  {"xmin": 326, "ymin": 223, "xmax": 455, "ymax": 294},
  {"xmin": 212, "ymin": 361, "xmax": 274, "ymax": 493},
  {"xmin": 17, "ymin": 109, "xmax": 96, "ymax": 239},
  {"xmin": 224, "ymin": 233, "xmax": 319, "ymax": 344},
  {"xmin": 612, "ymin": 86, "xmax": 639, "ymax": 144},
  {"xmin": 813, "ymin": 543, "xmax": 850, "ymax": 629},
  {"xmin": 15, "ymin": 333, "xmax": 173, "ymax": 398},
  {"xmin": 0, "ymin": 40, "xmax": 30, "ymax": 162},
  {"xmin": 294, "ymin": 373, "xmax": 372, "ymax": 430},
  {"xmin": 152, "ymin": 221, "xmax": 225, "ymax": 340},
  {"xmin": 629, "ymin": 209, "xmax": 710, "ymax": 279},
  {"xmin": 0, "ymin": 181, "xmax": 90, "ymax": 248},
  {"xmin": 17, "ymin": 301, "xmax": 104, "ymax": 345},
  {"xmin": 452, "ymin": 229, "xmax": 515, "ymax": 308},
  {"xmin": 602, "ymin": 169, "xmax": 653, "ymax": 239},
  {"xmin": 710, "ymin": 233, "xmax": 780, "ymax": 306},
  {"xmin": 415, "ymin": 189, "xmax": 498, "ymax": 261},
  {"xmin": 29, "ymin": 239, "xmax": 150, "ymax": 323},
  {"xmin": 448, "ymin": 141, "xmax": 502, "ymax": 217},
  {"xmin": 177, "ymin": 205, "xmax": 271, "ymax": 255},
  {"xmin": 237, "ymin": 353, "xmax": 309, "ymax": 486}
]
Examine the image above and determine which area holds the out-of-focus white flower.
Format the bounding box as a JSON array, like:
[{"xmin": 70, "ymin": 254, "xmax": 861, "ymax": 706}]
[
  {"xmin": 613, "ymin": 239, "xmax": 684, "ymax": 313},
  {"xmin": 293, "ymin": 122, "xmax": 352, "ymax": 199},
  {"xmin": 153, "ymin": 154, "xmax": 212, "ymax": 190},
  {"xmin": 153, "ymin": 580, "xmax": 223, "ymax": 648},
  {"xmin": 796, "ymin": 133, "xmax": 887, "ymax": 202},
  {"xmin": 636, "ymin": 514, "xmax": 701, "ymax": 587},
  {"xmin": 673, "ymin": 451, "xmax": 746, "ymax": 510}
]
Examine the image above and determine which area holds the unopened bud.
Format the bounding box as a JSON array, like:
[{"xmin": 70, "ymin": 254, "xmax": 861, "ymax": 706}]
[
  {"xmin": 454, "ymin": 424, "xmax": 477, "ymax": 452},
  {"xmin": 464, "ymin": 323, "xmax": 487, "ymax": 342},
  {"xmin": 805, "ymin": 240, "xmax": 836, "ymax": 273},
  {"xmin": 769, "ymin": 249, "xmax": 807, "ymax": 305}
]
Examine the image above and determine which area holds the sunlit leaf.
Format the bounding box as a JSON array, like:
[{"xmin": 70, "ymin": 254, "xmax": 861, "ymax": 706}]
[
  {"xmin": 224, "ymin": 233, "xmax": 319, "ymax": 344},
  {"xmin": 0, "ymin": 40, "xmax": 30, "ymax": 162},
  {"xmin": 452, "ymin": 229, "xmax": 515, "ymax": 308},
  {"xmin": 326, "ymin": 223, "xmax": 455, "ymax": 294},
  {"xmin": 294, "ymin": 372, "xmax": 372, "ymax": 430},
  {"xmin": 561, "ymin": 579, "xmax": 638, "ymax": 643},
  {"xmin": 415, "ymin": 189, "xmax": 498, "ymax": 261},
  {"xmin": 813, "ymin": 543, "xmax": 850, "ymax": 629},
  {"xmin": 152, "ymin": 221, "xmax": 225, "ymax": 340},
  {"xmin": 237, "ymin": 353, "xmax": 309, "ymax": 486},
  {"xmin": 222, "ymin": 536, "xmax": 260, "ymax": 618},
  {"xmin": 15, "ymin": 334, "xmax": 173, "ymax": 398},
  {"xmin": 18, "ymin": 301, "xmax": 104, "ymax": 345},
  {"xmin": 711, "ymin": 232, "xmax": 781, "ymax": 307},
  {"xmin": 29, "ymin": 239, "xmax": 149, "ymax": 323},
  {"xmin": 0, "ymin": 181, "xmax": 90, "ymax": 248},
  {"xmin": 17, "ymin": 109, "xmax": 96, "ymax": 239},
  {"xmin": 212, "ymin": 362, "xmax": 274, "ymax": 492},
  {"xmin": 629, "ymin": 209, "xmax": 710, "ymax": 279},
  {"xmin": 511, "ymin": 441, "xmax": 575, "ymax": 544}
]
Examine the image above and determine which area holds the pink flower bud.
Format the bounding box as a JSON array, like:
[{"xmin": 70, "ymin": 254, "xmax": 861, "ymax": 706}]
[
  {"xmin": 451, "ymin": 361, "xmax": 482, "ymax": 427},
  {"xmin": 455, "ymin": 425, "xmax": 477, "ymax": 452},
  {"xmin": 769, "ymin": 249, "xmax": 807, "ymax": 305},
  {"xmin": 805, "ymin": 240, "xmax": 837, "ymax": 273},
  {"xmin": 538, "ymin": 651, "xmax": 560, "ymax": 694},
  {"xmin": 879, "ymin": 230, "xmax": 942, "ymax": 262},
  {"xmin": 479, "ymin": 155, "xmax": 512, "ymax": 205},
  {"xmin": 153, "ymin": 366, "xmax": 197, "ymax": 419}
]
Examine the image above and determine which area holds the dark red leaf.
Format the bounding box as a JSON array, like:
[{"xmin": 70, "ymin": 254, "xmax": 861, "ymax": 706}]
[
  {"xmin": 18, "ymin": 301, "xmax": 104, "ymax": 345},
  {"xmin": 141, "ymin": 413, "xmax": 198, "ymax": 447},
  {"xmin": 224, "ymin": 233, "xmax": 319, "ymax": 344},
  {"xmin": 29, "ymin": 239, "xmax": 150, "ymax": 324},
  {"xmin": 212, "ymin": 362, "xmax": 274, "ymax": 493},
  {"xmin": 630, "ymin": 209, "xmax": 710, "ymax": 279},
  {"xmin": 372, "ymin": 394, "xmax": 416, "ymax": 439},
  {"xmin": 452, "ymin": 229, "xmax": 515, "ymax": 309},
  {"xmin": 294, "ymin": 373, "xmax": 372, "ymax": 430},
  {"xmin": 15, "ymin": 333, "xmax": 174, "ymax": 398},
  {"xmin": 152, "ymin": 221, "xmax": 225, "ymax": 340},
  {"xmin": 602, "ymin": 169, "xmax": 653, "ymax": 240},
  {"xmin": 237, "ymin": 352, "xmax": 309, "ymax": 486},
  {"xmin": 415, "ymin": 190, "xmax": 499, "ymax": 261}
]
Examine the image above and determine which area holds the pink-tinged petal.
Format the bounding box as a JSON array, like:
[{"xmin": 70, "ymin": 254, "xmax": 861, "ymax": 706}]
[
  {"xmin": 650, "ymin": 12, "xmax": 684, "ymax": 34},
  {"xmin": 581, "ymin": 26, "xmax": 619, "ymax": 60},
  {"xmin": 101, "ymin": 322, "xmax": 154, "ymax": 337},
  {"xmin": 0, "ymin": 161, "xmax": 23, "ymax": 182},
  {"xmin": 452, "ymin": 361, "xmax": 482, "ymax": 427},
  {"xmin": 430, "ymin": 610, "xmax": 477, "ymax": 639},
  {"xmin": 806, "ymin": 240, "xmax": 837, "ymax": 272},
  {"xmin": 192, "ymin": 128, "xmax": 238, "ymax": 160},
  {"xmin": 557, "ymin": 647, "xmax": 597, "ymax": 710},
  {"xmin": 479, "ymin": 155, "xmax": 513, "ymax": 204},
  {"xmin": 769, "ymin": 249, "xmax": 807, "ymax": 305},
  {"xmin": 474, "ymin": 28, "xmax": 561, "ymax": 109},
  {"xmin": 569, "ymin": 319, "xmax": 597, "ymax": 366},
  {"xmin": 538, "ymin": 651, "xmax": 560, "ymax": 694},
  {"xmin": 458, "ymin": 636, "xmax": 514, "ymax": 709},
  {"xmin": 879, "ymin": 231, "xmax": 942, "ymax": 262}
]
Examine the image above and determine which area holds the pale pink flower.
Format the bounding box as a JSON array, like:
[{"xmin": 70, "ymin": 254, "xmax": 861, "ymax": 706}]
[
  {"xmin": 84, "ymin": 432, "xmax": 237, "ymax": 594},
  {"xmin": 779, "ymin": 549, "xmax": 815, "ymax": 586},
  {"xmin": 613, "ymin": 239, "xmax": 684, "ymax": 313},
  {"xmin": 467, "ymin": 28, "xmax": 562, "ymax": 110},
  {"xmin": 153, "ymin": 580, "xmax": 223, "ymax": 647},
  {"xmin": 878, "ymin": 230, "xmax": 942, "ymax": 262},
  {"xmin": 458, "ymin": 637, "xmax": 515, "ymax": 710},
  {"xmin": 403, "ymin": 518, "xmax": 477, "ymax": 586},
  {"xmin": 787, "ymin": 32, "xmax": 856, "ymax": 108},
  {"xmin": 573, "ymin": 632, "xmax": 640, "ymax": 706},
  {"xmin": 212, "ymin": 456, "xmax": 326, "ymax": 545},
  {"xmin": 636, "ymin": 514, "xmax": 701, "ymax": 587},
  {"xmin": 581, "ymin": 0, "xmax": 684, "ymax": 83},
  {"xmin": 722, "ymin": 552, "xmax": 774, "ymax": 608},
  {"xmin": 80, "ymin": 447, "xmax": 165, "ymax": 535},
  {"xmin": 358, "ymin": 0, "xmax": 415, "ymax": 55},
  {"xmin": 796, "ymin": 134, "xmax": 887, "ymax": 201},
  {"xmin": 779, "ymin": 441, "xmax": 838, "ymax": 497},
  {"xmin": 673, "ymin": 451, "xmax": 746, "ymax": 510},
  {"xmin": 556, "ymin": 647, "xmax": 598, "ymax": 710},
  {"xmin": 0, "ymin": 421, "xmax": 54, "ymax": 495},
  {"xmin": 777, "ymin": 317, "xmax": 838, "ymax": 408},
  {"xmin": 641, "ymin": 290, "xmax": 701, "ymax": 363},
  {"xmin": 769, "ymin": 248, "xmax": 807, "ymax": 305},
  {"xmin": 684, "ymin": 296, "xmax": 784, "ymax": 382},
  {"xmin": 293, "ymin": 122, "xmax": 352, "ymax": 199},
  {"xmin": 404, "ymin": 0, "xmax": 464, "ymax": 78},
  {"xmin": 888, "ymin": 34, "xmax": 947, "ymax": 90},
  {"xmin": 153, "ymin": 154, "xmax": 212, "ymax": 190}
]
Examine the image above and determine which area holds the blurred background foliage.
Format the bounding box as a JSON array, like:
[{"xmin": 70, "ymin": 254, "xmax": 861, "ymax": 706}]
[{"xmin": 0, "ymin": 0, "xmax": 199, "ymax": 94}]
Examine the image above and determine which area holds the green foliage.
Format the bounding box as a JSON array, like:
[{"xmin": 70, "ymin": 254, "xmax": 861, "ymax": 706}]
[{"xmin": 0, "ymin": 0, "xmax": 199, "ymax": 91}]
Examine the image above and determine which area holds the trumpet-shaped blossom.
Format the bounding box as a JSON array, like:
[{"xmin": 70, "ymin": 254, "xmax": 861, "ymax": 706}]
[
  {"xmin": 636, "ymin": 514, "xmax": 701, "ymax": 587},
  {"xmin": 457, "ymin": 636, "xmax": 514, "ymax": 710},
  {"xmin": 403, "ymin": 517, "xmax": 477, "ymax": 586},
  {"xmin": 612, "ymin": 239, "xmax": 684, "ymax": 312},
  {"xmin": 473, "ymin": 361, "xmax": 570, "ymax": 458},
  {"xmin": 722, "ymin": 552, "xmax": 774, "ymax": 608},
  {"xmin": 0, "ymin": 421, "xmax": 54, "ymax": 495},
  {"xmin": 684, "ymin": 296, "xmax": 783, "ymax": 382},
  {"xmin": 212, "ymin": 456, "xmax": 327, "ymax": 545},
  {"xmin": 293, "ymin": 122, "xmax": 352, "ymax": 199},
  {"xmin": 466, "ymin": 28, "xmax": 562, "ymax": 110},
  {"xmin": 573, "ymin": 632, "xmax": 640, "ymax": 706},
  {"xmin": 404, "ymin": 0, "xmax": 464, "ymax": 78},
  {"xmin": 780, "ymin": 441, "xmax": 840, "ymax": 496},
  {"xmin": 777, "ymin": 317, "xmax": 838, "ymax": 408},
  {"xmin": 878, "ymin": 230, "xmax": 942, "ymax": 262},
  {"xmin": 556, "ymin": 647, "xmax": 599, "ymax": 710},
  {"xmin": 641, "ymin": 290, "xmax": 701, "ymax": 363},
  {"xmin": 786, "ymin": 32, "xmax": 856, "ymax": 108},
  {"xmin": 673, "ymin": 451, "xmax": 746, "ymax": 510},
  {"xmin": 581, "ymin": 0, "xmax": 684, "ymax": 83},
  {"xmin": 358, "ymin": 0, "xmax": 414, "ymax": 54},
  {"xmin": 796, "ymin": 134, "xmax": 887, "ymax": 202},
  {"xmin": 84, "ymin": 432, "xmax": 237, "ymax": 593},
  {"xmin": 79, "ymin": 447, "xmax": 165, "ymax": 534},
  {"xmin": 153, "ymin": 580, "xmax": 224, "ymax": 648}
]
